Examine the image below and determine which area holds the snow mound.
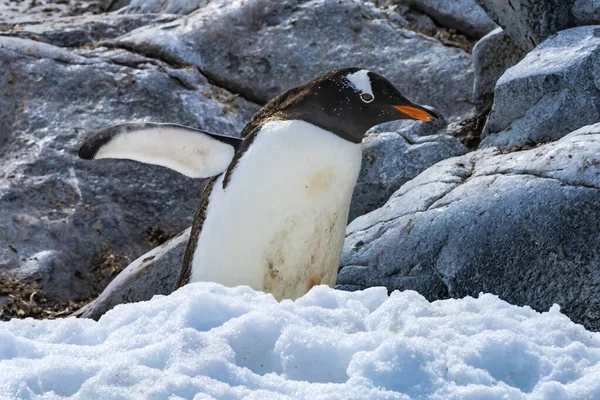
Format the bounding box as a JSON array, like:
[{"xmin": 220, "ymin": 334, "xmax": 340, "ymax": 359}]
[{"xmin": 1, "ymin": 283, "xmax": 600, "ymax": 399}]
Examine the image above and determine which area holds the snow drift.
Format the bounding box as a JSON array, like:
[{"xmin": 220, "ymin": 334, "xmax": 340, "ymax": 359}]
[{"xmin": 1, "ymin": 283, "xmax": 600, "ymax": 399}]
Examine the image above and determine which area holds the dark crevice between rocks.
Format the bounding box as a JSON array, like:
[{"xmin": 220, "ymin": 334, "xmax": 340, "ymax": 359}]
[
  {"xmin": 447, "ymin": 105, "xmax": 491, "ymax": 149},
  {"xmin": 103, "ymin": 42, "xmax": 266, "ymax": 106},
  {"xmin": 432, "ymin": 26, "xmax": 477, "ymax": 53}
]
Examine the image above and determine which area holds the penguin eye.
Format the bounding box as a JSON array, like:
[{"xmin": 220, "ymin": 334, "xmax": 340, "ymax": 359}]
[{"xmin": 360, "ymin": 93, "xmax": 374, "ymax": 103}]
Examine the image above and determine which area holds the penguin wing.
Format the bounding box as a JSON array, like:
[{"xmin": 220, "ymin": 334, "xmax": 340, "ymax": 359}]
[{"xmin": 78, "ymin": 123, "xmax": 242, "ymax": 178}]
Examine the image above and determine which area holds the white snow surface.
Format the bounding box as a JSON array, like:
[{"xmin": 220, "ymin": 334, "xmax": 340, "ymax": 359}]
[{"xmin": 1, "ymin": 283, "xmax": 600, "ymax": 400}]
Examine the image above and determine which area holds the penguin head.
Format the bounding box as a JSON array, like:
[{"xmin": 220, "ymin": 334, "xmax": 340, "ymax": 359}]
[{"xmin": 278, "ymin": 67, "xmax": 438, "ymax": 144}]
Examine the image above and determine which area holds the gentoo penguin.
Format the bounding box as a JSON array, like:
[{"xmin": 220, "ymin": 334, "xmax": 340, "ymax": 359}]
[{"xmin": 79, "ymin": 68, "xmax": 437, "ymax": 300}]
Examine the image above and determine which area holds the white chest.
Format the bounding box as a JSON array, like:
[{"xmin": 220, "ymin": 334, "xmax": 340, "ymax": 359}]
[{"xmin": 189, "ymin": 120, "xmax": 362, "ymax": 300}]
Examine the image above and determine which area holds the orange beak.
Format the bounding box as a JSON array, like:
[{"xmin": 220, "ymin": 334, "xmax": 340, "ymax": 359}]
[{"xmin": 393, "ymin": 105, "xmax": 437, "ymax": 121}]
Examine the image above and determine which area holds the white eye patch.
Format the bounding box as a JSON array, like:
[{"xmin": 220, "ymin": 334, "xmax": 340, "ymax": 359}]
[{"xmin": 345, "ymin": 69, "xmax": 374, "ymax": 102}]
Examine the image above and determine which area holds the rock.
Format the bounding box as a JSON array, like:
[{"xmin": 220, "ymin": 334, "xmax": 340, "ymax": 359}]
[
  {"xmin": 123, "ymin": 0, "xmax": 208, "ymax": 15},
  {"xmin": 349, "ymin": 125, "xmax": 467, "ymax": 221},
  {"xmin": 407, "ymin": 0, "xmax": 497, "ymax": 38},
  {"xmin": 0, "ymin": 0, "xmax": 105, "ymax": 25},
  {"xmin": 341, "ymin": 122, "xmax": 600, "ymax": 331},
  {"xmin": 572, "ymin": 0, "xmax": 600, "ymax": 25},
  {"xmin": 2, "ymin": 13, "xmax": 175, "ymax": 48},
  {"xmin": 474, "ymin": 0, "xmax": 575, "ymax": 52},
  {"xmin": 74, "ymin": 228, "xmax": 190, "ymax": 320},
  {"xmin": 472, "ymin": 28, "xmax": 525, "ymax": 113},
  {"xmin": 111, "ymin": 0, "xmax": 475, "ymax": 120},
  {"xmin": 479, "ymin": 26, "xmax": 600, "ymax": 150},
  {"xmin": 0, "ymin": 34, "xmax": 258, "ymax": 302}
]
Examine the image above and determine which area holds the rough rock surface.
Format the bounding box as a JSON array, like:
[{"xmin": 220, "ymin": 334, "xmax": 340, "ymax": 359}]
[
  {"xmin": 0, "ymin": 33, "xmax": 258, "ymax": 301},
  {"xmin": 472, "ymin": 28, "xmax": 525, "ymax": 113},
  {"xmin": 75, "ymin": 228, "xmax": 190, "ymax": 320},
  {"xmin": 123, "ymin": 0, "xmax": 206, "ymax": 14},
  {"xmin": 350, "ymin": 124, "xmax": 467, "ymax": 221},
  {"xmin": 340, "ymin": 123, "xmax": 600, "ymax": 331},
  {"xmin": 0, "ymin": 0, "xmax": 105, "ymax": 24},
  {"xmin": 572, "ymin": 0, "xmax": 600, "ymax": 25},
  {"xmin": 407, "ymin": 0, "xmax": 497, "ymax": 38},
  {"xmin": 480, "ymin": 26, "xmax": 600, "ymax": 150},
  {"xmin": 111, "ymin": 0, "xmax": 475, "ymax": 120},
  {"xmin": 474, "ymin": 0, "xmax": 575, "ymax": 52}
]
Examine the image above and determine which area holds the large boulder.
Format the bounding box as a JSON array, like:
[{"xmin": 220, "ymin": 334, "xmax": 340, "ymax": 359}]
[
  {"xmin": 480, "ymin": 26, "xmax": 600, "ymax": 150},
  {"xmin": 0, "ymin": 34, "xmax": 258, "ymax": 302},
  {"xmin": 406, "ymin": 0, "xmax": 497, "ymax": 38},
  {"xmin": 110, "ymin": 0, "xmax": 475, "ymax": 120},
  {"xmin": 472, "ymin": 28, "xmax": 525, "ymax": 113},
  {"xmin": 474, "ymin": 0, "xmax": 575, "ymax": 52},
  {"xmin": 350, "ymin": 124, "xmax": 467, "ymax": 220},
  {"xmin": 340, "ymin": 122, "xmax": 600, "ymax": 331}
]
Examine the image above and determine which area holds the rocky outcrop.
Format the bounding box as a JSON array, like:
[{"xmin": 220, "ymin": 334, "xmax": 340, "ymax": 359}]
[
  {"xmin": 350, "ymin": 125, "xmax": 467, "ymax": 220},
  {"xmin": 111, "ymin": 0, "xmax": 475, "ymax": 120},
  {"xmin": 340, "ymin": 123, "xmax": 600, "ymax": 331},
  {"xmin": 479, "ymin": 26, "xmax": 600, "ymax": 151},
  {"xmin": 0, "ymin": 34, "xmax": 258, "ymax": 301},
  {"xmin": 472, "ymin": 28, "xmax": 525, "ymax": 113}
]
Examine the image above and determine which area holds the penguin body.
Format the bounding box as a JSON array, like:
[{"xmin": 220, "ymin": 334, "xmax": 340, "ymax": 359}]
[
  {"xmin": 189, "ymin": 119, "xmax": 361, "ymax": 299},
  {"xmin": 79, "ymin": 68, "xmax": 438, "ymax": 300}
]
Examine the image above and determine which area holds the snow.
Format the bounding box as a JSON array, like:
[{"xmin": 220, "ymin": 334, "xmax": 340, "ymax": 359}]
[{"xmin": 1, "ymin": 283, "xmax": 600, "ymax": 400}]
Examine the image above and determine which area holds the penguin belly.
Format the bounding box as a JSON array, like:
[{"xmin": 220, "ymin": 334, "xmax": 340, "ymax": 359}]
[{"xmin": 189, "ymin": 119, "xmax": 362, "ymax": 300}]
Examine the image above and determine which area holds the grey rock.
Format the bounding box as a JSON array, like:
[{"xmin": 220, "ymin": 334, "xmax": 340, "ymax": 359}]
[
  {"xmin": 111, "ymin": 0, "xmax": 475, "ymax": 120},
  {"xmin": 349, "ymin": 126, "xmax": 467, "ymax": 221},
  {"xmin": 572, "ymin": 0, "xmax": 600, "ymax": 25},
  {"xmin": 474, "ymin": 0, "xmax": 574, "ymax": 52},
  {"xmin": 407, "ymin": 0, "xmax": 497, "ymax": 38},
  {"xmin": 0, "ymin": 0, "xmax": 105, "ymax": 24},
  {"xmin": 0, "ymin": 35, "xmax": 258, "ymax": 301},
  {"xmin": 75, "ymin": 228, "xmax": 190, "ymax": 320},
  {"xmin": 341, "ymin": 122, "xmax": 600, "ymax": 331},
  {"xmin": 480, "ymin": 26, "xmax": 600, "ymax": 150},
  {"xmin": 1, "ymin": 14, "xmax": 175, "ymax": 48},
  {"xmin": 472, "ymin": 28, "xmax": 525, "ymax": 113},
  {"xmin": 122, "ymin": 0, "xmax": 208, "ymax": 15}
]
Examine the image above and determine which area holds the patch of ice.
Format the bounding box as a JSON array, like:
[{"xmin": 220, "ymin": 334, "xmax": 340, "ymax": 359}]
[{"xmin": 1, "ymin": 283, "xmax": 600, "ymax": 399}]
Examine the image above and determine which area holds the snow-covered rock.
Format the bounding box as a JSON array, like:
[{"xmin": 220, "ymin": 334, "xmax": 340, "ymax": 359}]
[
  {"xmin": 341, "ymin": 123, "xmax": 600, "ymax": 331},
  {"xmin": 3, "ymin": 284, "xmax": 600, "ymax": 399},
  {"xmin": 480, "ymin": 26, "xmax": 600, "ymax": 150}
]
